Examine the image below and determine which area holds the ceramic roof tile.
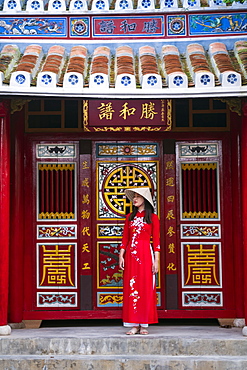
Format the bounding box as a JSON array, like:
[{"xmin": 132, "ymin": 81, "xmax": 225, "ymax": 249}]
[
  {"xmin": 1, "ymin": 41, "xmax": 247, "ymax": 97},
  {"xmin": 15, "ymin": 44, "xmax": 43, "ymax": 77},
  {"xmin": 234, "ymin": 41, "xmax": 247, "ymax": 79},
  {"xmin": 41, "ymin": 45, "xmax": 65, "ymax": 75},
  {"xmin": 66, "ymin": 46, "xmax": 87, "ymax": 76},
  {"xmin": 162, "ymin": 45, "xmax": 184, "ymax": 75},
  {"xmin": 0, "ymin": 45, "xmax": 20, "ymax": 78}
]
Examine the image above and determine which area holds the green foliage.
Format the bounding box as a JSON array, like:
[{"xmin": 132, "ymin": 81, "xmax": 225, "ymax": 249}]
[{"xmin": 223, "ymin": 0, "xmax": 246, "ymax": 4}]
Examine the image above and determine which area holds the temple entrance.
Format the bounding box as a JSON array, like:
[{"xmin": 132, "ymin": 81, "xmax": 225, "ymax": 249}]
[{"xmin": 22, "ymin": 136, "xmax": 236, "ymax": 320}]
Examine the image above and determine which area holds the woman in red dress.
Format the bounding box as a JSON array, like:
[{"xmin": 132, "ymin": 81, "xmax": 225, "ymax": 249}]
[{"xmin": 119, "ymin": 187, "xmax": 160, "ymax": 335}]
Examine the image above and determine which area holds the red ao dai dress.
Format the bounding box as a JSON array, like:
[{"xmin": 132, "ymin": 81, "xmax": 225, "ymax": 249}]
[{"xmin": 120, "ymin": 210, "xmax": 160, "ymax": 326}]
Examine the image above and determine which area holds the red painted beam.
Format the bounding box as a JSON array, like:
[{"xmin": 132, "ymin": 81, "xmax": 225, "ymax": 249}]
[
  {"xmin": 22, "ymin": 309, "xmax": 237, "ymax": 321},
  {"xmin": 0, "ymin": 101, "xmax": 10, "ymax": 327}
]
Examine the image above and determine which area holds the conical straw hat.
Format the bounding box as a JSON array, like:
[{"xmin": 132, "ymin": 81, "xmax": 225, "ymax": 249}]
[{"xmin": 125, "ymin": 187, "xmax": 154, "ymax": 208}]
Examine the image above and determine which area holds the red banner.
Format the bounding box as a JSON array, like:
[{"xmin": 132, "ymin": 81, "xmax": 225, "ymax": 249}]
[{"xmin": 93, "ymin": 16, "xmax": 164, "ymax": 37}]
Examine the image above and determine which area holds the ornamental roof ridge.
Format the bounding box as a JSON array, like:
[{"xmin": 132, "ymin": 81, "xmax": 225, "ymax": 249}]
[{"xmin": 0, "ymin": 0, "xmax": 246, "ymax": 14}]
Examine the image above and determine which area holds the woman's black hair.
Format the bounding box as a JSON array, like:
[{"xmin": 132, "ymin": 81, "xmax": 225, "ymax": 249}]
[{"xmin": 128, "ymin": 199, "xmax": 154, "ymax": 224}]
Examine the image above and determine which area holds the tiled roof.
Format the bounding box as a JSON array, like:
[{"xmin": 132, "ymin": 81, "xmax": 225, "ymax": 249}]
[{"xmin": 1, "ymin": 40, "xmax": 247, "ymax": 98}]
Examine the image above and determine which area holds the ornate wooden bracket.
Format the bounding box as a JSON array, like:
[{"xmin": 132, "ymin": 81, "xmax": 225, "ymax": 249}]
[
  {"xmin": 11, "ymin": 99, "xmax": 31, "ymax": 115},
  {"xmin": 215, "ymin": 98, "xmax": 242, "ymax": 116}
]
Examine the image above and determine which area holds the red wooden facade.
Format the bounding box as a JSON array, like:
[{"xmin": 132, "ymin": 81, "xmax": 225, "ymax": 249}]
[
  {"xmin": 0, "ymin": 3, "xmax": 247, "ymax": 334},
  {"xmin": 0, "ymin": 101, "xmax": 243, "ymax": 325}
]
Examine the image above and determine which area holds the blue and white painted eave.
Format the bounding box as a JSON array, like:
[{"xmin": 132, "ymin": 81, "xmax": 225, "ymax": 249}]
[{"xmin": 1, "ymin": 84, "xmax": 247, "ymax": 99}]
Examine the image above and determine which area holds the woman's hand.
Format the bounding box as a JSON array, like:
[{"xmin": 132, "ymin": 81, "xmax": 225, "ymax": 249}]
[
  {"xmin": 119, "ymin": 248, "xmax": 125, "ymax": 270},
  {"xmin": 119, "ymin": 256, "xmax": 124, "ymax": 270},
  {"xmin": 152, "ymin": 259, "xmax": 159, "ymax": 274},
  {"xmin": 152, "ymin": 252, "xmax": 160, "ymax": 274}
]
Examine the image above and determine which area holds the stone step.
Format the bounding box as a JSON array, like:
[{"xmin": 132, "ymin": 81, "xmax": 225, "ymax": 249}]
[
  {"xmin": 1, "ymin": 324, "xmax": 246, "ymax": 370},
  {"xmin": 1, "ymin": 354, "xmax": 247, "ymax": 370},
  {"xmin": 0, "ymin": 330, "xmax": 247, "ymax": 357}
]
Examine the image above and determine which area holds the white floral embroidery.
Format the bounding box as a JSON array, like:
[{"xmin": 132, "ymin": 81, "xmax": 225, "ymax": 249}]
[
  {"xmin": 129, "ymin": 275, "xmax": 140, "ymax": 312},
  {"xmin": 130, "ymin": 216, "xmax": 144, "ymax": 264}
]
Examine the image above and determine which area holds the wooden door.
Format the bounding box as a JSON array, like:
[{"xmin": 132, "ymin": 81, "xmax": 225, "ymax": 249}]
[
  {"xmin": 24, "ymin": 140, "xmax": 80, "ymax": 315},
  {"xmin": 172, "ymin": 140, "xmax": 235, "ymax": 316},
  {"xmin": 92, "ymin": 140, "xmax": 164, "ymax": 311}
]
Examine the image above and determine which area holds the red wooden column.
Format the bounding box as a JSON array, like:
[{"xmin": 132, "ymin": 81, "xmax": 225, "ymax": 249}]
[
  {"xmin": 8, "ymin": 108, "xmax": 25, "ymax": 324},
  {"xmin": 0, "ymin": 100, "xmax": 11, "ymax": 335},
  {"xmin": 242, "ymin": 101, "xmax": 247, "ymax": 336}
]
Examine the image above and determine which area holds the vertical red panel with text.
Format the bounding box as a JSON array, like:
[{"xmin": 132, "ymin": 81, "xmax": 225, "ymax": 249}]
[
  {"xmin": 80, "ymin": 154, "xmax": 92, "ymax": 276},
  {"xmin": 164, "ymin": 154, "xmax": 178, "ymax": 309},
  {"xmin": 164, "ymin": 154, "xmax": 177, "ymax": 273}
]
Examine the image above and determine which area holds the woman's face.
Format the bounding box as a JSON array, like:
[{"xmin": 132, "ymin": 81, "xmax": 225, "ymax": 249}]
[{"xmin": 133, "ymin": 193, "xmax": 145, "ymax": 208}]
